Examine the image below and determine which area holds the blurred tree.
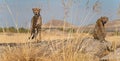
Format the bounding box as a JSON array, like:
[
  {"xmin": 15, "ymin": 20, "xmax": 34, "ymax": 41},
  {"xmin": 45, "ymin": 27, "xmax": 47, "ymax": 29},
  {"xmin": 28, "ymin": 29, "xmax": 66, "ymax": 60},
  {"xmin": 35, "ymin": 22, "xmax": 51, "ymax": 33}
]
[
  {"xmin": 8, "ymin": 27, "xmax": 17, "ymax": 32},
  {"xmin": 19, "ymin": 27, "xmax": 29, "ymax": 33},
  {"xmin": 0, "ymin": 27, "xmax": 3, "ymax": 32},
  {"xmin": 0, "ymin": 27, "xmax": 29, "ymax": 33}
]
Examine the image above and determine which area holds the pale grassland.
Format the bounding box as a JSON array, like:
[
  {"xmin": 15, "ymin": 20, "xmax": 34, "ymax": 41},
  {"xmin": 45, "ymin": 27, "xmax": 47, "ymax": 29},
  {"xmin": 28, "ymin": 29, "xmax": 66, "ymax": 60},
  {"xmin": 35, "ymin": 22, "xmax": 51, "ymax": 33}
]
[
  {"xmin": 106, "ymin": 36, "xmax": 120, "ymax": 48},
  {"xmin": 0, "ymin": 32, "xmax": 91, "ymax": 43},
  {"xmin": 0, "ymin": 32, "xmax": 119, "ymax": 43}
]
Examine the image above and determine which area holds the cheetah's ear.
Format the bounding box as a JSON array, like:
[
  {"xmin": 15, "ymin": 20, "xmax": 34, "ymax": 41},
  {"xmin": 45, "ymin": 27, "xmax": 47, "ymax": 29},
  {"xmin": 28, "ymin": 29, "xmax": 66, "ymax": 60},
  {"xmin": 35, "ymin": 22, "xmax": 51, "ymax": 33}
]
[
  {"xmin": 32, "ymin": 8, "xmax": 35, "ymax": 11},
  {"xmin": 100, "ymin": 16, "xmax": 105, "ymax": 21},
  {"xmin": 100, "ymin": 16, "xmax": 103, "ymax": 19},
  {"xmin": 39, "ymin": 8, "xmax": 41, "ymax": 11}
]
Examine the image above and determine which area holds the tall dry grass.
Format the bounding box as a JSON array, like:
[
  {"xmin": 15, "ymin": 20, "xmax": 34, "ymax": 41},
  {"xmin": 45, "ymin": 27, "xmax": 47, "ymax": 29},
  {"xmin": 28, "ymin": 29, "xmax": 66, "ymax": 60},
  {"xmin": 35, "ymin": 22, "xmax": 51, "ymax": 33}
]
[{"xmin": 0, "ymin": 40, "xmax": 99, "ymax": 61}]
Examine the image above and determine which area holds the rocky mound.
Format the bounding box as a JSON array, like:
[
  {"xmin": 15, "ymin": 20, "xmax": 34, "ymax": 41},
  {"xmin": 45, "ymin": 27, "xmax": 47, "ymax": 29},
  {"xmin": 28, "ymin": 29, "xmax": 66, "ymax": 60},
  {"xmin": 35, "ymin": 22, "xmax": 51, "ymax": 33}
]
[{"xmin": 43, "ymin": 19, "xmax": 75, "ymax": 28}]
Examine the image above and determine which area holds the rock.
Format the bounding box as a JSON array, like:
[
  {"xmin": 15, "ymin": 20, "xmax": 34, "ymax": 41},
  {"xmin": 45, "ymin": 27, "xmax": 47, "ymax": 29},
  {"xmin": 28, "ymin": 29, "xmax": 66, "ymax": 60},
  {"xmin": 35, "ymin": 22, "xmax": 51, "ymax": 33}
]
[
  {"xmin": 100, "ymin": 48, "xmax": 120, "ymax": 61},
  {"xmin": 78, "ymin": 37, "xmax": 113, "ymax": 58}
]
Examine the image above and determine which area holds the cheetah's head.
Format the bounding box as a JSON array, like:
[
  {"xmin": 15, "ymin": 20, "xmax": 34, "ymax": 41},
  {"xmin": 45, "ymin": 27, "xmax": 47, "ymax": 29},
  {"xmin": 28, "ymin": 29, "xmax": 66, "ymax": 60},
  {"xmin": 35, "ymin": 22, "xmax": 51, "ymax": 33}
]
[
  {"xmin": 100, "ymin": 16, "xmax": 109, "ymax": 24},
  {"xmin": 32, "ymin": 8, "xmax": 41, "ymax": 16}
]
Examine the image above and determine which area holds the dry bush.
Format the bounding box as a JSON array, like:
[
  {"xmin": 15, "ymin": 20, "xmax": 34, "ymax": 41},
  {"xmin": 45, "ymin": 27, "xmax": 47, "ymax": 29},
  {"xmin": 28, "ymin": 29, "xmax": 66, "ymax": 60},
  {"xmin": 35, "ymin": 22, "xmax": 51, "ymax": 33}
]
[{"xmin": 0, "ymin": 45, "xmax": 42, "ymax": 61}]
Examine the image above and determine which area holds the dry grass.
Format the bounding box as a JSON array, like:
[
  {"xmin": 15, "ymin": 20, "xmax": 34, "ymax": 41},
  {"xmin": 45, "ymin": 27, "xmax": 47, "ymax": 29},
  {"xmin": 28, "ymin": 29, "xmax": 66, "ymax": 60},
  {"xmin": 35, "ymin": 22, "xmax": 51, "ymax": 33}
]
[
  {"xmin": 0, "ymin": 31, "xmax": 98, "ymax": 61},
  {"xmin": 0, "ymin": 39, "xmax": 99, "ymax": 61},
  {"xmin": 106, "ymin": 36, "xmax": 120, "ymax": 49},
  {"xmin": 0, "ymin": 32, "xmax": 119, "ymax": 43},
  {"xmin": 0, "ymin": 31, "xmax": 91, "ymax": 43},
  {"xmin": 0, "ymin": 32, "xmax": 119, "ymax": 61}
]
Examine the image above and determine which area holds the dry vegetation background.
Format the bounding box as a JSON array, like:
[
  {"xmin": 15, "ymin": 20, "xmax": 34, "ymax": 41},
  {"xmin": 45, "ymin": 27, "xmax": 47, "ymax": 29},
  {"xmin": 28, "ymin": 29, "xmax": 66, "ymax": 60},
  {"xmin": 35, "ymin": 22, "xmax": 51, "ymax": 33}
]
[{"xmin": 0, "ymin": 32, "xmax": 120, "ymax": 43}]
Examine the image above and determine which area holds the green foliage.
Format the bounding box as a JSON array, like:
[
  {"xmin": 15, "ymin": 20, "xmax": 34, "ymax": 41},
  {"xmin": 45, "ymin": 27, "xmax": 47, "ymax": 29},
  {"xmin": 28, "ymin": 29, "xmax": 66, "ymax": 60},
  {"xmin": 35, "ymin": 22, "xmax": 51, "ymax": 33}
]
[
  {"xmin": 58, "ymin": 28, "xmax": 64, "ymax": 31},
  {"xmin": 114, "ymin": 31, "xmax": 120, "ymax": 36},
  {"xmin": 66, "ymin": 28, "xmax": 76, "ymax": 33},
  {"xmin": 0, "ymin": 27, "xmax": 3, "ymax": 32},
  {"xmin": 8, "ymin": 27, "xmax": 17, "ymax": 32},
  {"xmin": 19, "ymin": 27, "xmax": 29, "ymax": 33},
  {"xmin": 57, "ymin": 28, "xmax": 76, "ymax": 33},
  {"xmin": 0, "ymin": 27, "xmax": 29, "ymax": 33}
]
